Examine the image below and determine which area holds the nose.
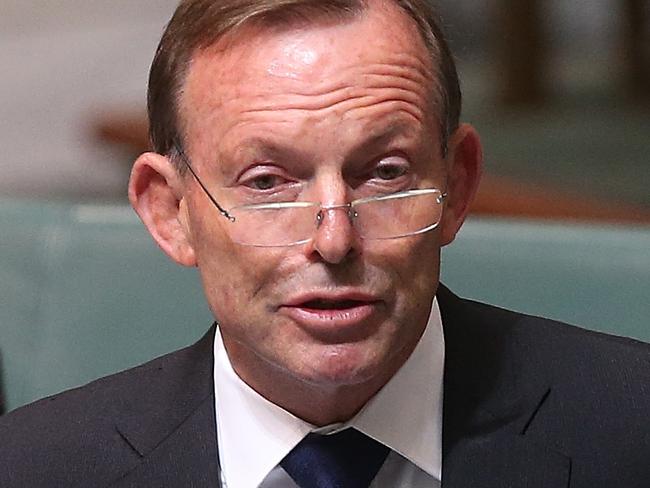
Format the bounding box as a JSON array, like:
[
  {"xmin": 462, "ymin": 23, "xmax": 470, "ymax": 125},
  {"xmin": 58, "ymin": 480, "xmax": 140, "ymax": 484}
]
[{"xmin": 309, "ymin": 204, "xmax": 359, "ymax": 264}]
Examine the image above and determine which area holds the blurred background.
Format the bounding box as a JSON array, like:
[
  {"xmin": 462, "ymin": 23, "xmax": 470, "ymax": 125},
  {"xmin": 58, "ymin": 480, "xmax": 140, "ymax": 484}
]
[
  {"xmin": 1, "ymin": 0, "xmax": 648, "ymax": 222},
  {"xmin": 1, "ymin": 0, "xmax": 178, "ymax": 200}
]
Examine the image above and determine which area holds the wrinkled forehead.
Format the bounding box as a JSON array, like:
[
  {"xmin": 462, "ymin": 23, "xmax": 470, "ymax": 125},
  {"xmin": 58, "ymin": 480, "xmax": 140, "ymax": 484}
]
[{"xmin": 178, "ymin": 1, "xmax": 439, "ymax": 138}]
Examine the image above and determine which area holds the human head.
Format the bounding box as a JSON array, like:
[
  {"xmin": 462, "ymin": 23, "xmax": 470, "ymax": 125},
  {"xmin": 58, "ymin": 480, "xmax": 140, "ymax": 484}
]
[
  {"xmin": 129, "ymin": 0, "xmax": 481, "ymax": 424},
  {"xmin": 148, "ymin": 0, "xmax": 462, "ymax": 169}
]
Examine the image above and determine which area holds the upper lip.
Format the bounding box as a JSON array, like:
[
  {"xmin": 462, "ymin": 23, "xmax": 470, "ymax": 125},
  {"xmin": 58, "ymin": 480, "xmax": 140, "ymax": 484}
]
[{"xmin": 282, "ymin": 290, "xmax": 382, "ymax": 308}]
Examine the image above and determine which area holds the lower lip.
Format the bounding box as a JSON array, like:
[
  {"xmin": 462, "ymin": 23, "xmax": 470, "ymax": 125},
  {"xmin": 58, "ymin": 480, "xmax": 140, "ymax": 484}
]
[{"xmin": 280, "ymin": 303, "xmax": 380, "ymax": 333}]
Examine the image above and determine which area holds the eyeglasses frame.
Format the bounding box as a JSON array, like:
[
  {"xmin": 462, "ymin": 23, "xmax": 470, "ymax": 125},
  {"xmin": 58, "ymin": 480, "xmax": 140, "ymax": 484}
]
[{"xmin": 172, "ymin": 141, "xmax": 448, "ymax": 245}]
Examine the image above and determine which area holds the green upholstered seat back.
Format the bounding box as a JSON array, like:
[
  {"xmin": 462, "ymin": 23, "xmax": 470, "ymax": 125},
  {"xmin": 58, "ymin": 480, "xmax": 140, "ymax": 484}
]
[
  {"xmin": 441, "ymin": 219, "xmax": 650, "ymax": 342},
  {"xmin": 0, "ymin": 200, "xmax": 210, "ymax": 413}
]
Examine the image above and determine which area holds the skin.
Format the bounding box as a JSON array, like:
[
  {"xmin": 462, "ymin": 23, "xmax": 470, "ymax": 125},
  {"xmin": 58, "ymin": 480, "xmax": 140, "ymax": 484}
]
[{"xmin": 129, "ymin": 0, "xmax": 482, "ymax": 426}]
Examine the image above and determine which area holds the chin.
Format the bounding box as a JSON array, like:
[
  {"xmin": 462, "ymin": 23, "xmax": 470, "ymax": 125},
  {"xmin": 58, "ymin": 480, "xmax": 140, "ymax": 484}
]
[{"xmin": 291, "ymin": 343, "xmax": 389, "ymax": 388}]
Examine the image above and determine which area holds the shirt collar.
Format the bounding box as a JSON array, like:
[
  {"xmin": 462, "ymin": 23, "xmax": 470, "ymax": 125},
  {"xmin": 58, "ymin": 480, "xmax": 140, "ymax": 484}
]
[{"xmin": 213, "ymin": 298, "xmax": 444, "ymax": 488}]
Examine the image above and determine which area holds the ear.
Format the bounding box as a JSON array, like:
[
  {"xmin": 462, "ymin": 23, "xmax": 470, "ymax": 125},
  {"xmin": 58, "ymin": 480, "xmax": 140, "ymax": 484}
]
[
  {"xmin": 128, "ymin": 152, "xmax": 197, "ymax": 267},
  {"xmin": 439, "ymin": 123, "xmax": 483, "ymax": 246}
]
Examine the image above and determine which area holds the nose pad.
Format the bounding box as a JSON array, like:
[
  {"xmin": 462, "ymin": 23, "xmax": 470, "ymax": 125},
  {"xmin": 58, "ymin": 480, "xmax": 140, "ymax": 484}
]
[
  {"xmin": 315, "ymin": 206, "xmax": 358, "ymax": 228},
  {"xmin": 311, "ymin": 206, "xmax": 358, "ymax": 264}
]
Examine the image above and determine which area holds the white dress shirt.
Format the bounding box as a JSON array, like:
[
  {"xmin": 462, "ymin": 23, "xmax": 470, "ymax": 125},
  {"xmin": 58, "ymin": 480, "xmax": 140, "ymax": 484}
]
[{"xmin": 213, "ymin": 298, "xmax": 445, "ymax": 488}]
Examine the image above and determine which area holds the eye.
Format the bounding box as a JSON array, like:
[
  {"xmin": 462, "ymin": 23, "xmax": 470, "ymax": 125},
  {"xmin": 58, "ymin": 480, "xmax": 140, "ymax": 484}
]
[
  {"xmin": 245, "ymin": 174, "xmax": 286, "ymax": 191},
  {"xmin": 238, "ymin": 164, "xmax": 294, "ymax": 191},
  {"xmin": 372, "ymin": 157, "xmax": 409, "ymax": 180}
]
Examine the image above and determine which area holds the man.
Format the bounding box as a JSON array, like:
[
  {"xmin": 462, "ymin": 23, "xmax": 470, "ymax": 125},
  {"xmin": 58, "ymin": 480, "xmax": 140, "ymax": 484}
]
[{"xmin": 1, "ymin": 1, "xmax": 648, "ymax": 487}]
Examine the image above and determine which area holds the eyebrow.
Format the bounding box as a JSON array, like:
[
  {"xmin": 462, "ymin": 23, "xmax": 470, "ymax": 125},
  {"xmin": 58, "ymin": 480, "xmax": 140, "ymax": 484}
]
[
  {"xmin": 354, "ymin": 120, "xmax": 417, "ymax": 152},
  {"xmin": 230, "ymin": 138, "xmax": 311, "ymax": 171}
]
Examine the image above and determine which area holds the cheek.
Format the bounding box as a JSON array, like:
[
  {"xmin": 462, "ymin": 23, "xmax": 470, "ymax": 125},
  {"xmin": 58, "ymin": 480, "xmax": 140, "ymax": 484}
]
[
  {"xmin": 373, "ymin": 232, "xmax": 441, "ymax": 311},
  {"xmin": 186, "ymin": 205, "xmax": 282, "ymax": 320},
  {"xmin": 198, "ymin": 245, "xmax": 281, "ymax": 317}
]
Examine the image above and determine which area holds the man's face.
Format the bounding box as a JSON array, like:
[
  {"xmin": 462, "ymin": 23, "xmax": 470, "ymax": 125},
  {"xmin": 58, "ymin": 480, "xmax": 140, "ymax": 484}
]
[{"xmin": 179, "ymin": 2, "xmax": 448, "ymax": 393}]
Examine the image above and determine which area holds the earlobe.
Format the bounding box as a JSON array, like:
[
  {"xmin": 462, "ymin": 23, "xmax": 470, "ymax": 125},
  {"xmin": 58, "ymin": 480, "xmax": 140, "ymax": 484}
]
[
  {"xmin": 128, "ymin": 152, "xmax": 197, "ymax": 267},
  {"xmin": 439, "ymin": 124, "xmax": 483, "ymax": 246}
]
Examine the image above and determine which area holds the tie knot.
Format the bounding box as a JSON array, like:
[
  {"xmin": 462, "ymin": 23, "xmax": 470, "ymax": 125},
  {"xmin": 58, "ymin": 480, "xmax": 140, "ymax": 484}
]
[{"xmin": 280, "ymin": 428, "xmax": 389, "ymax": 488}]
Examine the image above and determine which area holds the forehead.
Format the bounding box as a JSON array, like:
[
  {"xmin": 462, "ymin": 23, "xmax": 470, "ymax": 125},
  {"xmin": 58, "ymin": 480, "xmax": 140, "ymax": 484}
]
[{"xmin": 180, "ymin": 0, "xmax": 437, "ymax": 155}]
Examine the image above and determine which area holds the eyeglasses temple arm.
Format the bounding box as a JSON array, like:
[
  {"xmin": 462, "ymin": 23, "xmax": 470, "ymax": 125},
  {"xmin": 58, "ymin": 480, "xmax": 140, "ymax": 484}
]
[{"xmin": 172, "ymin": 141, "xmax": 234, "ymax": 221}]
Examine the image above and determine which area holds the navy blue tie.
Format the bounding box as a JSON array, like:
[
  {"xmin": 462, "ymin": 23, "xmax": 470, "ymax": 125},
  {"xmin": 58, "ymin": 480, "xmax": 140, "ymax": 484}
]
[{"xmin": 280, "ymin": 428, "xmax": 390, "ymax": 488}]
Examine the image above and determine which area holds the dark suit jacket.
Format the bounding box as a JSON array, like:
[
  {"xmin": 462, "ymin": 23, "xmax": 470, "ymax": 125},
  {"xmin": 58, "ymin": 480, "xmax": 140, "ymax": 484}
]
[{"xmin": 1, "ymin": 285, "xmax": 649, "ymax": 487}]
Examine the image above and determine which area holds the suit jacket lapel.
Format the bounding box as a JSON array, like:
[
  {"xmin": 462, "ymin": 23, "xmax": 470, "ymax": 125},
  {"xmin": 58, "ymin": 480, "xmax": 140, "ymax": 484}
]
[
  {"xmin": 437, "ymin": 285, "xmax": 571, "ymax": 488},
  {"xmin": 110, "ymin": 325, "xmax": 221, "ymax": 487}
]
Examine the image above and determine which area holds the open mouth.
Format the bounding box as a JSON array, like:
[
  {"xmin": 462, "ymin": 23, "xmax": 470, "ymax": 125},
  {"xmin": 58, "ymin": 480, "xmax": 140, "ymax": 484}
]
[
  {"xmin": 300, "ymin": 299, "xmax": 368, "ymax": 310},
  {"xmin": 280, "ymin": 292, "xmax": 382, "ymax": 331}
]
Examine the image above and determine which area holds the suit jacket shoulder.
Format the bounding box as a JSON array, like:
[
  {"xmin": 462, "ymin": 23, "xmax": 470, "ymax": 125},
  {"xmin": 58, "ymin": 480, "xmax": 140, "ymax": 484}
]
[
  {"xmin": 0, "ymin": 326, "xmax": 219, "ymax": 488},
  {"xmin": 438, "ymin": 285, "xmax": 650, "ymax": 488}
]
